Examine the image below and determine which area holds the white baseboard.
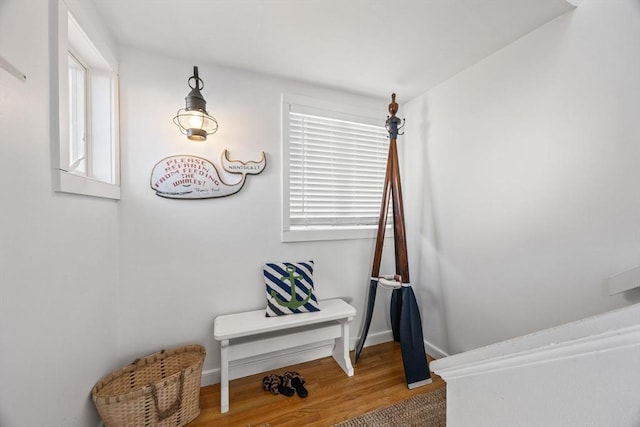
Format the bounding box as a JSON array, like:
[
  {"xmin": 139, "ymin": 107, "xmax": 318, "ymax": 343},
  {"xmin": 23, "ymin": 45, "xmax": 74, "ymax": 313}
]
[
  {"xmin": 352, "ymin": 328, "xmax": 448, "ymax": 359},
  {"xmin": 350, "ymin": 329, "xmax": 394, "ymax": 349},
  {"xmin": 608, "ymin": 265, "xmax": 640, "ymax": 295},
  {"xmin": 202, "ymin": 329, "xmax": 446, "ymax": 385},
  {"xmin": 425, "ymin": 340, "xmax": 449, "ymax": 359}
]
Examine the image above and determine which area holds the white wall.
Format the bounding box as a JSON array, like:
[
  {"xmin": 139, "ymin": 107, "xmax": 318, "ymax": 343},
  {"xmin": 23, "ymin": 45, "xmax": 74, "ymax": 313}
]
[
  {"xmin": 431, "ymin": 302, "xmax": 640, "ymax": 427},
  {"xmin": 0, "ymin": 1, "xmax": 119, "ymax": 426},
  {"xmin": 405, "ymin": 0, "xmax": 640, "ymax": 355},
  {"xmin": 404, "ymin": 99, "xmax": 451, "ymax": 358},
  {"xmin": 449, "ymin": 343, "xmax": 640, "ymax": 426},
  {"xmin": 116, "ymin": 48, "xmax": 399, "ymax": 380}
]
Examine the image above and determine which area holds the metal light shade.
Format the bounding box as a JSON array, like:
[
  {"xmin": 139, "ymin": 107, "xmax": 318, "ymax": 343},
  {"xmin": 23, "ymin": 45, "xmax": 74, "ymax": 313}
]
[
  {"xmin": 173, "ymin": 66, "xmax": 218, "ymax": 141},
  {"xmin": 174, "ymin": 109, "xmax": 218, "ymax": 141}
]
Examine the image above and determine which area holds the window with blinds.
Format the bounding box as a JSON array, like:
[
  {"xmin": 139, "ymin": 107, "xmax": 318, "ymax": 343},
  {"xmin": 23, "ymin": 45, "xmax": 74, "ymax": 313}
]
[{"xmin": 282, "ymin": 96, "xmax": 390, "ymax": 241}]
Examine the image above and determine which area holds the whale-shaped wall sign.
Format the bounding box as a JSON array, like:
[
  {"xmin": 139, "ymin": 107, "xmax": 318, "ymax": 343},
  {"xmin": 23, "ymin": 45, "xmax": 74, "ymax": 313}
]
[{"xmin": 150, "ymin": 150, "xmax": 266, "ymax": 199}]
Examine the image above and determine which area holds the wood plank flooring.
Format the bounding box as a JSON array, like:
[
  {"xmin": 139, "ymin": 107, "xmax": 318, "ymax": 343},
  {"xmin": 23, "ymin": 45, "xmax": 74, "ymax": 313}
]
[{"xmin": 189, "ymin": 341, "xmax": 446, "ymax": 426}]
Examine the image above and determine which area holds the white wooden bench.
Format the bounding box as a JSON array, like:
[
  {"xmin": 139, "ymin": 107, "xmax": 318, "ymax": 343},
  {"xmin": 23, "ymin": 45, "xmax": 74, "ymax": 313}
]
[{"xmin": 213, "ymin": 298, "xmax": 356, "ymax": 413}]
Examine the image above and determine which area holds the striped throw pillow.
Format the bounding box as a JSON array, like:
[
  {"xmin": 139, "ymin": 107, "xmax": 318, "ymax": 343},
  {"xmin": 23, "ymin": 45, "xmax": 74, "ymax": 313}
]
[{"xmin": 264, "ymin": 261, "xmax": 320, "ymax": 317}]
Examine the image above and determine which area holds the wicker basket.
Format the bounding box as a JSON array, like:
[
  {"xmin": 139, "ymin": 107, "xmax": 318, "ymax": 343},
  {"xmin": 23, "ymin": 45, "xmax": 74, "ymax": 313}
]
[{"xmin": 92, "ymin": 344, "xmax": 206, "ymax": 427}]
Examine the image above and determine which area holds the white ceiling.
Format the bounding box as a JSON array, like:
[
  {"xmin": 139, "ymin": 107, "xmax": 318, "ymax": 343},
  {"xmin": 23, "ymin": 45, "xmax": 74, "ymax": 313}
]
[{"xmin": 91, "ymin": 0, "xmax": 575, "ymax": 99}]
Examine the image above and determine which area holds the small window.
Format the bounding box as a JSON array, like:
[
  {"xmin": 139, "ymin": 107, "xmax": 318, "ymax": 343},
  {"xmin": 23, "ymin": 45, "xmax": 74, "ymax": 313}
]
[
  {"xmin": 52, "ymin": 0, "xmax": 120, "ymax": 199},
  {"xmin": 282, "ymin": 95, "xmax": 390, "ymax": 242},
  {"xmin": 67, "ymin": 52, "xmax": 87, "ymax": 175}
]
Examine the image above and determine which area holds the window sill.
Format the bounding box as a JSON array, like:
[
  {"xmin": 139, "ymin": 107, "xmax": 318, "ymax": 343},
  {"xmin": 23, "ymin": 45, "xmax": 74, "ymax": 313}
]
[
  {"xmin": 282, "ymin": 225, "xmax": 392, "ymax": 243},
  {"xmin": 54, "ymin": 170, "xmax": 120, "ymax": 200}
]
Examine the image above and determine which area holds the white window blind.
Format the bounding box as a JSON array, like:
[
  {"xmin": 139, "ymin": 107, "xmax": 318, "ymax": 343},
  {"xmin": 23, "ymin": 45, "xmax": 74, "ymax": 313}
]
[{"xmin": 286, "ymin": 105, "xmax": 390, "ymax": 229}]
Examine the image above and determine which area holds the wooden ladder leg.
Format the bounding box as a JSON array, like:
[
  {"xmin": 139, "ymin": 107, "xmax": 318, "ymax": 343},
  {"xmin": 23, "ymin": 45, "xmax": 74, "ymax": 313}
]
[{"xmin": 354, "ymin": 138, "xmax": 393, "ymax": 363}]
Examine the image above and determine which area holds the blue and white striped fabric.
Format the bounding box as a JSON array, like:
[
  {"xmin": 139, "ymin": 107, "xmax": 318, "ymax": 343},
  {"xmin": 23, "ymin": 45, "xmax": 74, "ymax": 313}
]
[{"xmin": 264, "ymin": 261, "xmax": 320, "ymax": 317}]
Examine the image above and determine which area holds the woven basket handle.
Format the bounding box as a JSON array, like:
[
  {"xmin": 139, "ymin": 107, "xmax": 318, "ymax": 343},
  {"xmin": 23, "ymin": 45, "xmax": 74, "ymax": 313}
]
[{"xmin": 150, "ymin": 371, "xmax": 185, "ymax": 421}]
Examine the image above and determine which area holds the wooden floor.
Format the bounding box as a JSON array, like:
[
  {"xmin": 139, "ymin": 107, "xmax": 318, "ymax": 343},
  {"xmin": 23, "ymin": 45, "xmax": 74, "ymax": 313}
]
[{"xmin": 189, "ymin": 342, "xmax": 446, "ymax": 427}]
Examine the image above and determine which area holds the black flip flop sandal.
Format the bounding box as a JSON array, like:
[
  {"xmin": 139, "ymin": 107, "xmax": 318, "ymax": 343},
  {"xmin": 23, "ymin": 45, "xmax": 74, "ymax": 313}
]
[
  {"xmin": 277, "ymin": 375, "xmax": 295, "ymax": 397},
  {"xmin": 283, "ymin": 371, "xmax": 308, "ymax": 398}
]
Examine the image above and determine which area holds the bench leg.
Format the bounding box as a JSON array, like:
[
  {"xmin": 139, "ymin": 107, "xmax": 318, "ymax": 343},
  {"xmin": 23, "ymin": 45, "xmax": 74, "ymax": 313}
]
[
  {"xmin": 220, "ymin": 339, "xmax": 230, "ymax": 413},
  {"xmin": 332, "ymin": 318, "xmax": 354, "ymax": 376}
]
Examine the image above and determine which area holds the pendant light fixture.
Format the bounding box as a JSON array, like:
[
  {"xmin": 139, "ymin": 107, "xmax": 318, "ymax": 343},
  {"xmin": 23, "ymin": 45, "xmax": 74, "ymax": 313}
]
[{"xmin": 173, "ymin": 66, "xmax": 218, "ymax": 141}]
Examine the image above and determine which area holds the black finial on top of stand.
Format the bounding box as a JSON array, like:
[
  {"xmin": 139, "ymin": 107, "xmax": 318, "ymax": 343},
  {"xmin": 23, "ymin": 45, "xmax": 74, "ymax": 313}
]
[{"xmin": 385, "ymin": 93, "xmax": 405, "ymax": 140}]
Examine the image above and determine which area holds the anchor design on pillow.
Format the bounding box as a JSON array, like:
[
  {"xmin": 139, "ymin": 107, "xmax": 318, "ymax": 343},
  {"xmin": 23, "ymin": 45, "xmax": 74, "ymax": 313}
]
[
  {"xmin": 272, "ymin": 265, "xmax": 312, "ymax": 309},
  {"xmin": 150, "ymin": 150, "xmax": 266, "ymax": 199}
]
